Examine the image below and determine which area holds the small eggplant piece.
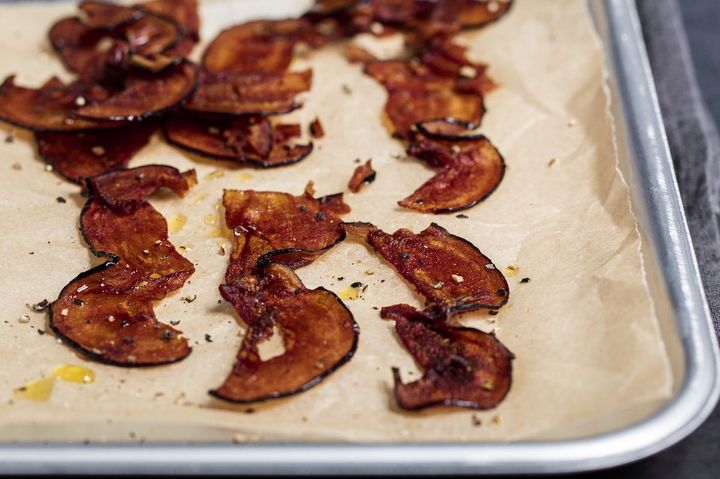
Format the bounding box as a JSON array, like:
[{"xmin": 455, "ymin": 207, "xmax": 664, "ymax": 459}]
[
  {"xmin": 213, "ymin": 262, "xmax": 359, "ymax": 403},
  {"xmin": 401, "ymin": 127, "xmax": 505, "ymax": 213},
  {"xmin": 163, "ymin": 113, "xmax": 313, "ymax": 167},
  {"xmin": 347, "ymin": 159, "xmax": 376, "ymax": 192},
  {"xmin": 50, "ymin": 165, "xmax": 196, "ymax": 366},
  {"xmin": 35, "ymin": 122, "xmax": 157, "ymax": 183},
  {"xmin": 185, "ymin": 69, "xmax": 312, "ymax": 116},
  {"xmin": 74, "ymin": 61, "xmax": 197, "ymax": 121},
  {"xmin": 381, "ymin": 304, "xmax": 513, "ymax": 410},
  {"xmin": 309, "ymin": 117, "xmax": 325, "ymax": 138},
  {"xmin": 0, "ymin": 75, "xmax": 118, "ymax": 131},
  {"xmin": 344, "ymin": 222, "xmax": 509, "ymax": 312}
]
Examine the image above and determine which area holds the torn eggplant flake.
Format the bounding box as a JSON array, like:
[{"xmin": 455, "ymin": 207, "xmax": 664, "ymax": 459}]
[
  {"xmin": 50, "ymin": 165, "xmax": 196, "ymax": 366},
  {"xmin": 344, "ymin": 222, "xmax": 509, "ymax": 312},
  {"xmin": 223, "ymin": 185, "xmax": 349, "ymax": 279},
  {"xmin": 36, "ymin": 122, "xmax": 157, "ymax": 183},
  {"xmin": 309, "ymin": 117, "xmax": 325, "ymax": 138},
  {"xmin": 0, "ymin": 76, "xmax": 118, "ymax": 131},
  {"xmin": 74, "ymin": 61, "xmax": 197, "ymax": 121},
  {"xmin": 381, "ymin": 303, "xmax": 512, "ymax": 410},
  {"xmin": 400, "ymin": 125, "xmax": 505, "ymax": 213},
  {"xmin": 347, "ymin": 159, "xmax": 376, "ymax": 192},
  {"xmin": 163, "ymin": 113, "xmax": 313, "ymax": 167},
  {"xmin": 213, "ymin": 262, "xmax": 359, "ymax": 403},
  {"xmin": 185, "ymin": 69, "xmax": 312, "ymax": 116}
]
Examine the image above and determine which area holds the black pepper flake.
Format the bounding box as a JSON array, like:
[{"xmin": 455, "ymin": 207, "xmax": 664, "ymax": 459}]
[
  {"xmin": 520, "ymin": 277, "xmax": 530, "ymax": 283},
  {"xmin": 32, "ymin": 299, "xmax": 50, "ymax": 312},
  {"xmin": 337, "ymin": 276, "xmax": 344, "ymax": 281},
  {"xmin": 497, "ymin": 288, "xmax": 506, "ymax": 297},
  {"xmin": 170, "ymin": 320, "xmax": 181, "ymax": 326},
  {"xmin": 298, "ymin": 204, "xmax": 307, "ymax": 212},
  {"xmin": 353, "ymin": 158, "xmax": 361, "ymax": 164},
  {"xmin": 37, "ymin": 329, "xmax": 46, "ymax": 335},
  {"xmin": 315, "ymin": 211, "xmax": 325, "ymax": 221},
  {"xmin": 399, "ymin": 252, "xmax": 410, "ymax": 259},
  {"xmin": 372, "ymin": 306, "xmax": 379, "ymax": 311},
  {"xmin": 350, "ymin": 281, "xmax": 363, "ymax": 288},
  {"xmin": 56, "ymin": 197, "xmax": 67, "ymax": 204},
  {"xmin": 342, "ymin": 84, "xmax": 352, "ymax": 94},
  {"xmin": 162, "ymin": 331, "xmax": 173, "ymax": 340},
  {"xmin": 244, "ymin": 408, "xmax": 255, "ymax": 414},
  {"xmin": 456, "ymin": 214, "xmax": 469, "ymax": 219},
  {"xmin": 489, "ymin": 310, "xmax": 499, "ymax": 316},
  {"xmin": 4, "ymin": 133, "xmax": 14, "ymax": 143},
  {"xmin": 205, "ymin": 334, "xmax": 213, "ymax": 343},
  {"xmin": 181, "ymin": 294, "xmax": 197, "ymax": 303}
]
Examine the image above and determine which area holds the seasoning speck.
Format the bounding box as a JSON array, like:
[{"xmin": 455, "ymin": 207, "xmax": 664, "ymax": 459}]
[
  {"xmin": 350, "ymin": 281, "xmax": 363, "ymax": 288},
  {"xmin": 181, "ymin": 294, "xmax": 197, "ymax": 303},
  {"xmin": 45, "ymin": 164, "xmax": 53, "ymax": 172},
  {"xmin": 11, "ymin": 162, "xmax": 22, "ymax": 170},
  {"xmin": 548, "ymin": 158, "xmax": 557, "ymax": 167},
  {"xmin": 433, "ymin": 281, "xmax": 444, "ymax": 290},
  {"xmin": 471, "ymin": 414, "xmax": 482, "ymax": 427},
  {"xmin": 60, "ymin": 308, "xmax": 69, "ymax": 316},
  {"xmin": 456, "ymin": 214, "xmax": 469, "ymax": 219},
  {"xmin": 18, "ymin": 314, "xmax": 30, "ymax": 324},
  {"xmin": 32, "ymin": 299, "xmax": 50, "ymax": 312},
  {"xmin": 520, "ymin": 277, "xmax": 530, "ymax": 284},
  {"xmin": 162, "ymin": 331, "xmax": 173, "ymax": 341},
  {"xmin": 5, "ymin": 133, "xmax": 14, "ymax": 144},
  {"xmin": 451, "ymin": 274, "xmax": 465, "ymax": 283},
  {"xmin": 91, "ymin": 146, "xmax": 106, "ymax": 156},
  {"xmin": 170, "ymin": 320, "xmax": 181, "ymax": 326},
  {"xmin": 341, "ymin": 84, "xmax": 352, "ymax": 94},
  {"xmin": 489, "ymin": 310, "xmax": 499, "ymax": 316},
  {"xmin": 205, "ymin": 334, "xmax": 213, "ymax": 343},
  {"xmin": 37, "ymin": 329, "xmax": 46, "ymax": 335}
]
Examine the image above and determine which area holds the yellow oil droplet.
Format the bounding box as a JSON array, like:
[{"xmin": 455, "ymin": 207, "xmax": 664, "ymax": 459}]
[
  {"xmin": 168, "ymin": 213, "xmax": 187, "ymax": 233},
  {"xmin": 204, "ymin": 214, "xmax": 218, "ymax": 226},
  {"xmin": 14, "ymin": 377, "xmax": 56, "ymax": 402},
  {"xmin": 205, "ymin": 170, "xmax": 225, "ymax": 180},
  {"xmin": 237, "ymin": 173, "xmax": 253, "ymax": 182},
  {"xmin": 207, "ymin": 227, "xmax": 231, "ymax": 238},
  {"xmin": 503, "ymin": 264, "xmax": 519, "ymax": 277},
  {"xmin": 150, "ymin": 272, "xmax": 162, "ymax": 279},
  {"xmin": 339, "ymin": 286, "xmax": 359, "ymax": 300},
  {"xmin": 193, "ymin": 193, "xmax": 209, "ymax": 204},
  {"xmin": 52, "ymin": 364, "xmax": 95, "ymax": 384}
]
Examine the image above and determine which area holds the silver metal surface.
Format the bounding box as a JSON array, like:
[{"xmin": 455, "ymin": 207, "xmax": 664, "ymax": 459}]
[{"xmin": 1, "ymin": 0, "xmax": 718, "ymax": 474}]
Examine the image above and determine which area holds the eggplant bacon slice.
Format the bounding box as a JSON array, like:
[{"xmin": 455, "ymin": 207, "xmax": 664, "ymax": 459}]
[
  {"xmin": 399, "ymin": 123, "xmax": 505, "ymax": 213},
  {"xmin": 212, "ymin": 185, "xmax": 357, "ymax": 403},
  {"xmin": 347, "ymin": 159, "xmax": 376, "ymax": 192},
  {"xmin": 50, "ymin": 165, "xmax": 196, "ymax": 366},
  {"xmin": 344, "ymin": 222, "xmax": 509, "ymax": 312},
  {"xmin": 163, "ymin": 113, "xmax": 313, "ymax": 167},
  {"xmin": 141, "ymin": 0, "xmax": 200, "ymax": 56},
  {"xmin": 185, "ymin": 69, "xmax": 312, "ymax": 116},
  {"xmin": 35, "ymin": 122, "xmax": 157, "ymax": 183},
  {"xmin": 381, "ymin": 304, "xmax": 513, "ymax": 410}
]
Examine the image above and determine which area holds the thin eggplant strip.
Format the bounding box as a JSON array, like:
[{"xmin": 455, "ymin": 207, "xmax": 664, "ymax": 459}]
[
  {"xmin": 35, "ymin": 122, "xmax": 157, "ymax": 183},
  {"xmin": 382, "ymin": 304, "xmax": 513, "ymax": 410},
  {"xmin": 344, "ymin": 221, "xmax": 509, "ymax": 312},
  {"xmin": 50, "ymin": 165, "xmax": 196, "ymax": 366}
]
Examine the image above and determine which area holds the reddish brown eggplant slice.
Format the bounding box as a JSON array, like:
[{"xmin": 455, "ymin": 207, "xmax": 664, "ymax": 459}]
[
  {"xmin": 401, "ymin": 127, "xmax": 505, "ymax": 212},
  {"xmin": 213, "ymin": 262, "xmax": 359, "ymax": 403},
  {"xmin": 344, "ymin": 222, "xmax": 508, "ymax": 312},
  {"xmin": 75, "ymin": 61, "xmax": 197, "ymax": 121},
  {"xmin": 381, "ymin": 304, "xmax": 513, "ymax": 410},
  {"xmin": 50, "ymin": 165, "xmax": 196, "ymax": 366},
  {"xmin": 202, "ymin": 19, "xmax": 315, "ymax": 74},
  {"xmin": 223, "ymin": 186, "xmax": 349, "ymax": 278},
  {"xmin": 185, "ymin": 70, "xmax": 312, "ymax": 116},
  {"xmin": 309, "ymin": 117, "xmax": 325, "ymax": 138},
  {"xmin": 348, "ymin": 159, "xmax": 376, "ymax": 192},
  {"xmin": 35, "ymin": 122, "xmax": 157, "ymax": 183},
  {"xmin": 163, "ymin": 113, "xmax": 313, "ymax": 167},
  {"xmin": 48, "ymin": 16, "xmax": 111, "ymax": 82},
  {"xmin": 0, "ymin": 76, "xmax": 118, "ymax": 131}
]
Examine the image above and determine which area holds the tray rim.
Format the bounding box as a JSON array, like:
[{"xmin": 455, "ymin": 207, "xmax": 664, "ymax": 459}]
[{"xmin": 1, "ymin": 0, "xmax": 719, "ymax": 474}]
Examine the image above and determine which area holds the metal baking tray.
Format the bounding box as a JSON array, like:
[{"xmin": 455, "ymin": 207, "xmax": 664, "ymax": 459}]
[{"xmin": 1, "ymin": 0, "xmax": 719, "ymax": 474}]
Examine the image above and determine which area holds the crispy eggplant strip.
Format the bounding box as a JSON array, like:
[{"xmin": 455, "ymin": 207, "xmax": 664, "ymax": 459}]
[
  {"xmin": 163, "ymin": 113, "xmax": 313, "ymax": 167},
  {"xmin": 401, "ymin": 125, "xmax": 505, "ymax": 212},
  {"xmin": 50, "ymin": 166, "xmax": 196, "ymax": 366},
  {"xmin": 212, "ymin": 185, "xmax": 356, "ymax": 403},
  {"xmin": 0, "ymin": 76, "xmax": 119, "ymax": 131},
  {"xmin": 344, "ymin": 222, "xmax": 509, "ymax": 312},
  {"xmin": 381, "ymin": 304, "xmax": 513, "ymax": 410},
  {"xmin": 185, "ymin": 70, "xmax": 312, "ymax": 116},
  {"xmin": 348, "ymin": 159, "xmax": 376, "ymax": 192},
  {"xmin": 213, "ymin": 262, "xmax": 359, "ymax": 403},
  {"xmin": 35, "ymin": 122, "xmax": 157, "ymax": 183},
  {"xmin": 74, "ymin": 61, "xmax": 197, "ymax": 121}
]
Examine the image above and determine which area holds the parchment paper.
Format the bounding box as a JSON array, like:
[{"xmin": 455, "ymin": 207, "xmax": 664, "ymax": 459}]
[{"xmin": 0, "ymin": 0, "xmax": 674, "ymax": 442}]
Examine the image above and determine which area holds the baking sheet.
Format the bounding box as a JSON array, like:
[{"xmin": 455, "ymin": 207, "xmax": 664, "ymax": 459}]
[{"xmin": 0, "ymin": 0, "xmax": 674, "ymax": 442}]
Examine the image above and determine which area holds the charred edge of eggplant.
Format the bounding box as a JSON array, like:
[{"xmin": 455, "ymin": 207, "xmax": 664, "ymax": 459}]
[
  {"xmin": 414, "ymin": 117, "xmax": 484, "ymax": 141},
  {"xmin": 254, "ymin": 230, "xmax": 347, "ymax": 269}
]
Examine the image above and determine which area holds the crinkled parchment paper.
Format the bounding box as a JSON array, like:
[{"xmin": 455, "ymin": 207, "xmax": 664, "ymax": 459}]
[{"xmin": 0, "ymin": 0, "xmax": 673, "ymax": 442}]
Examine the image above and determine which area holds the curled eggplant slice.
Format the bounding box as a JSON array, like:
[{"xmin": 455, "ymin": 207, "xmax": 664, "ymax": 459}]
[
  {"xmin": 0, "ymin": 76, "xmax": 118, "ymax": 131},
  {"xmin": 185, "ymin": 69, "xmax": 312, "ymax": 116},
  {"xmin": 348, "ymin": 159, "xmax": 376, "ymax": 192},
  {"xmin": 124, "ymin": 13, "xmax": 180, "ymax": 56},
  {"xmin": 401, "ymin": 127, "xmax": 505, "ymax": 212},
  {"xmin": 223, "ymin": 185, "xmax": 350, "ymax": 278},
  {"xmin": 344, "ymin": 222, "xmax": 509, "ymax": 312},
  {"xmin": 50, "ymin": 165, "xmax": 196, "ymax": 366},
  {"xmin": 74, "ymin": 61, "xmax": 197, "ymax": 121},
  {"xmin": 213, "ymin": 262, "xmax": 359, "ymax": 403},
  {"xmin": 381, "ymin": 304, "xmax": 513, "ymax": 410},
  {"xmin": 35, "ymin": 122, "xmax": 157, "ymax": 183},
  {"xmin": 48, "ymin": 16, "xmax": 112, "ymax": 82},
  {"xmin": 163, "ymin": 113, "xmax": 313, "ymax": 167}
]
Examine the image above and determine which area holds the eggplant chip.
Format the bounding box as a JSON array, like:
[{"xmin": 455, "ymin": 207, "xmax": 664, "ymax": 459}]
[
  {"xmin": 74, "ymin": 61, "xmax": 197, "ymax": 121},
  {"xmin": 163, "ymin": 113, "xmax": 313, "ymax": 167},
  {"xmin": 213, "ymin": 262, "xmax": 359, "ymax": 403},
  {"xmin": 0, "ymin": 76, "xmax": 118, "ymax": 131},
  {"xmin": 36, "ymin": 122, "xmax": 156, "ymax": 183},
  {"xmin": 348, "ymin": 159, "xmax": 376, "ymax": 192},
  {"xmin": 401, "ymin": 126, "xmax": 505, "ymax": 212},
  {"xmin": 309, "ymin": 117, "xmax": 325, "ymax": 138},
  {"xmin": 381, "ymin": 304, "xmax": 513, "ymax": 410},
  {"xmin": 50, "ymin": 165, "xmax": 196, "ymax": 366},
  {"xmin": 184, "ymin": 69, "xmax": 312, "ymax": 116},
  {"xmin": 344, "ymin": 222, "xmax": 509, "ymax": 312},
  {"xmin": 223, "ymin": 185, "xmax": 350, "ymax": 278}
]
